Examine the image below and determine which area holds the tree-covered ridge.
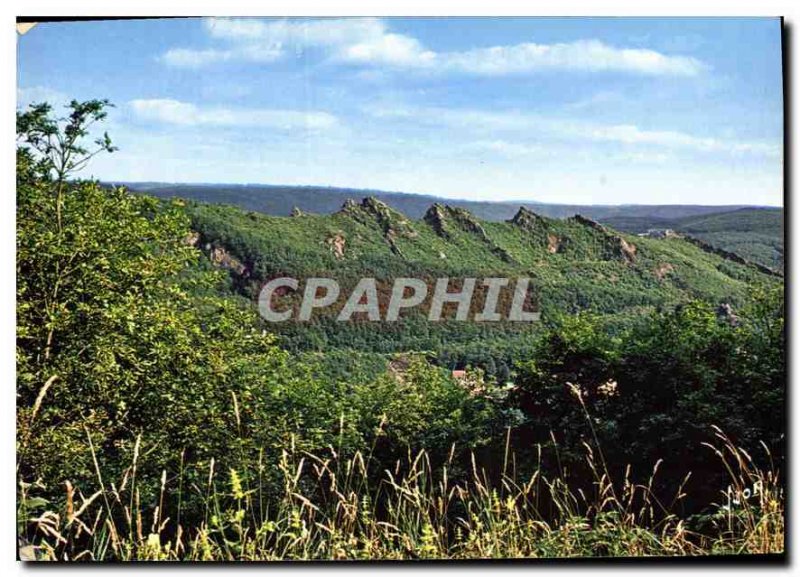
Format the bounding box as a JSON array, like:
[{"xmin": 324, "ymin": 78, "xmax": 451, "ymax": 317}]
[
  {"xmin": 184, "ymin": 197, "xmax": 779, "ymax": 336},
  {"xmin": 130, "ymin": 182, "xmax": 783, "ymax": 270}
]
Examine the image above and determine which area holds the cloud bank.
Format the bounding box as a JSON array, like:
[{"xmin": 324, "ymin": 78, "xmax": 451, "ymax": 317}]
[{"xmin": 162, "ymin": 17, "xmax": 706, "ymax": 77}]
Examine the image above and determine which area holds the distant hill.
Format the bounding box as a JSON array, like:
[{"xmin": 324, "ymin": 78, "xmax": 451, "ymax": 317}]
[
  {"xmin": 122, "ymin": 182, "xmax": 762, "ymax": 221},
  {"xmin": 603, "ymin": 207, "xmax": 784, "ymax": 271},
  {"xmin": 120, "ymin": 182, "xmax": 783, "ymax": 271},
  {"xmin": 181, "ymin": 195, "xmax": 781, "ymax": 353}
]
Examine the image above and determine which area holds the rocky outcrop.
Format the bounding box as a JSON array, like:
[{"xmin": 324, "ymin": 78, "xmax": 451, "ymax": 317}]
[
  {"xmin": 617, "ymin": 237, "xmax": 637, "ymax": 262},
  {"xmin": 340, "ymin": 197, "xmax": 413, "ymax": 234},
  {"xmin": 326, "ymin": 233, "xmax": 346, "ymax": 259},
  {"xmin": 425, "ymin": 203, "xmax": 492, "ymax": 240},
  {"xmin": 184, "ymin": 230, "xmax": 201, "ymax": 247},
  {"xmin": 209, "ymin": 245, "xmax": 249, "ymax": 277},
  {"xmin": 424, "ymin": 203, "xmax": 515, "ymax": 263},
  {"xmin": 639, "ymin": 228, "xmax": 680, "ymax": 239},
  {"xmin": 423, "ymin": 203, "xmax": 451, "ymax": 239},
  {"xmin": 547, "ymin": 234, "xmax": 566, "ymax": 254},
  {"xmin": 339, "ymin": 198, "xmax": 359, "ymax": 213},
  {"xmin": 572, "ymin": 214, "xmax": 607, "ymax": 232},
  {"xmin": 450, "ymin": 206, "xmax": 490, "ymax": 238},
  {"xmin": 572, "ymin": 214, "xmax": 637, "ymax": 264},
  {"xmin": 654, "ymin": 262, "xmax": 675, "ymax": 280},
  {"xmin": 510, "ymin": 207, "xmax": 568, "ymax": 255},
  {"xmin": 717, "ymin": 303, "xmax": 741, "ymax": 326},
  {"xmin": 290, "ymin": 206, "xmax": 305, "ymax": 217},
  {"xmin": 509, "ymin": 206, "xmax": 544, "ymax": 231},
  {"xmin": 362, "ymin": 197, "xmax": 416, "ymax": 238},
  {"xmin": 189, "ymin": 233, "xmax": 249, "ymax": 280},
  {"xmin": 339, "ymin": 197, "xmax": 417, "ymax": 258},
  {"xmin": 571, "ymin": 215, "xmax": 780, "ymax": 276}
]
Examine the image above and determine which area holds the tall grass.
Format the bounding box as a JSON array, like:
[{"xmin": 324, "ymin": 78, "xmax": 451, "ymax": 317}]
[
  {"xmin": 17, "ymin": 386, "xmax": 783, "ymax": 561},
  {"xmin": 17, "ymin": 420, "xmax": 783, "ymax": 561}
]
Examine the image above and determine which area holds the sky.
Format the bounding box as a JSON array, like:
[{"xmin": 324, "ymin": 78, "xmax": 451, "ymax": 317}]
[{"xmin": 17, "ymin": 17, "xmax": 784, "ymax": 206}]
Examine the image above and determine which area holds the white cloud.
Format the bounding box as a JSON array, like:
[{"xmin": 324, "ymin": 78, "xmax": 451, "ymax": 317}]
[
  {"xmin": 163, "ymin": 18, "xmax": 394, "ymax": 68},
  {"xmin": 17, "ymin": 86, "xmax": 69, "ymax": 108},
  {"xmin": 588, "ymin": 124, "xmax": 716, "ymax": 148},
  {"xmin": 438, "ymin": 40, "xmax": 704, "ymax": 76},
  {"xmin": 338, "ymin": 32, "xmax": 436, "ymax": 67},
  {"xmin": 586, "ymin": 124, "xmax": 781, "ymax": 156},
  {"xmin": 129, "ymin": 99, "xmax": 338, "ymax": 131},
  {"xmin": 161, "ymin": 17, "xmax": 706, "ymax": 77},
  {"xmin": 366, "ymin": 105, "xmax": 781, "ymax": 158},
  {"xmin": 206, "ymin": 16, "xmax": 384, "ymax": 47}
]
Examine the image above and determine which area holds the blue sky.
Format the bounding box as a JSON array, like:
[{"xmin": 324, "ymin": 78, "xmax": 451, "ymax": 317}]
[{"xmin": 17, "ymin": 17, "xmax": 783, "ymax": 205}]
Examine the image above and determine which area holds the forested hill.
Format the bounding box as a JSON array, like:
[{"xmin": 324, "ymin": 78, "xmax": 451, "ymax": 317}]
[
  {"xmin": 124, "ymin": 181, "xmax": 759, "ymax": 221},
  {"xmin": 603, "ymin": 207, "xmax": 784, "ymax": 271},
  {"xmin": 123, "ymin": 182, "xmax": 783, "ymax": 270},
  {"xmin": 182, "ymin": 196, "xmax": 781, "ymax": 354}
]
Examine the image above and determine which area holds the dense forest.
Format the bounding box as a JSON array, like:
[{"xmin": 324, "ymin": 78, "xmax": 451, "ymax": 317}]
[{"xmin": 17, "ymin": 101, "xmax": 785, "ymax": 560}]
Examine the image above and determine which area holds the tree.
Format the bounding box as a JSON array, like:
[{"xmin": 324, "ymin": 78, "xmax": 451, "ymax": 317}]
[
  {"xmin": 17, "ymin": 100, "xmax": 117, "ymax": 229},
  {"xmin": 16, "ymin": 101, "xmax": 291, "ymax": 500}
]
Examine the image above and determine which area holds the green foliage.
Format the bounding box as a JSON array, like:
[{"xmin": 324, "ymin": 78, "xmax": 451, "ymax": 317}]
[
  {"xmin": 511, "ymin": 290, "xmax": 785, "ymax": 506},
  {"xmin": 181, "ymin": 197, "xmax": 778, "ymax": 366},
  {"xmin": 605, "ymin": 208, "xmax": 784, "ymax": 270},
  {"xmin": 16, "ymin": 99, "xmax": 785, "ymax": 561},
  {"xmin": 15, "ymin": 101, "xmax": 499, "ymax": 518},
  {"xmin": 135, "ymin": 182, "xmax": 783, "ymax": 270},
  {"xmin": 17, "ymin": 99, "xmax": 117, "ymax": 183},
  {"xmin": 17, "ymin": 186, "xmax": 499, "ymax": 518},
  {"xmin": 18, "ymin": 173, "xmax": 277, "ymax": 495}
]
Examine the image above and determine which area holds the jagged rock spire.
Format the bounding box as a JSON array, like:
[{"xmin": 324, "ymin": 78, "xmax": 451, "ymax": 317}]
[{"xmin": 509, "ymin": 206, "xmax": 543, "ymax": 227}]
